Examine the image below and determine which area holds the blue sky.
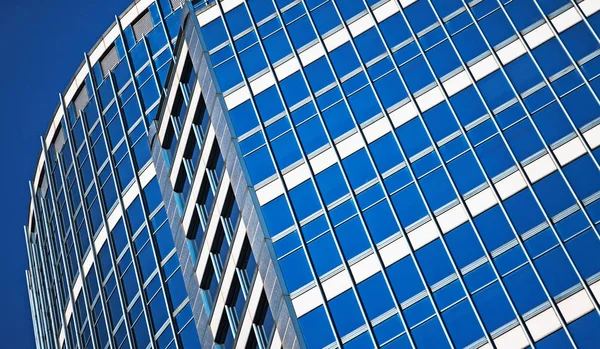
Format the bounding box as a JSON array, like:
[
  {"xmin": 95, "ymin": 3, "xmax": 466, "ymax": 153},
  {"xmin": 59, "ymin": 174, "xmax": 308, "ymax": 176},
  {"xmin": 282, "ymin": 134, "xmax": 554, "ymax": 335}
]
[{"xmin": 0, "ymin": 1, "xmax": 131, "ymax": 346}]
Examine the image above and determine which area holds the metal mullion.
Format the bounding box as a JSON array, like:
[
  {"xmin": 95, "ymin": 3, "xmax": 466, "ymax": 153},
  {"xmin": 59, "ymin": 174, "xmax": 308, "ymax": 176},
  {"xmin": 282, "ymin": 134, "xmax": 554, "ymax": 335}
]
[
  {"xmin": 53, "ymin": 131, "xmax": 101, "ymax": 349},
  {"xmin": 152, "ymin": 0, "xmax": 176, "ymax": 57},
  {"xmin": 360, "ymin": 0, "xmax": 554, "ymax": 346},
  {"xmin": 76, "ymin": 72, "xmax": 140, "ymax": 349},
  {"xmin": 26, "ymin": 224, "xmax": 59, "ymax": 348},
  {"xmin": 492, "ymin": 0, "xmax": 600, "ymax": 214},
  {"xmin": 501, "ymin": 0, "xmax": 600, "ymax": 168},
  {"xmin": 401, "ymin": 0, "xmax": 585, "ymax": 344},
  {"xmin": 440, "ymin": 0, "xmax": 600, "ymax": 340},
  {"xmin": 29, "ymin": 182, "xmax": 64, "ymax": 323},
  {"xmin": 142, "ymin": 35, "xmax": 167, "ymax": 112},
  {"xmin": 288, "ymin": 0, "xmax": 468, "ymax": 346},
  {"xmin": 247, "ymin": 0, "xmax": 407, "ymax": 346},
  {"xmin": 110, "ymin": 53, "xmax": 182, "ymax": 346},
  {"xmin": 33, "ymin": 233, "xmax": 61, "ymax": 349},
  {"xmin": 267, "ymin": 0, "xmax": 430, "ymax": 347},
  {"xmin": 37, "ymin": 175, "xmax": 75, "ymax": 348},
  {"xmin": 86, "ymin": 52, "xmax": 175, "ymax": 349},
  {"xmin": 469, "ymin": 0, "xmax": 600, "ymax": 313},
  {"xmin": 26, "ymin": 269, "xmax": 45, "ymax": 349},
  {"xmin": 325, "ymin": 1, "xmax": 496, "ymax": 347},
  {"xmin": 37, "ymin": 143, "xmax": 85, "ymax": 349},
  {"xmin": 60, "ymin": 100, "xmax": 128, "ymax": 349},
  {"xmin": 210, "ymin": 1, "xmax": 344, "ymax": 348},
  {"xmin": 115, "ymin": 17, "xmax": 153, "ymax": 133},
  {"xmin": 24, "ymin": 247, "xmax": 43, "ymax": 348},
  {"xmin": 568, "ymin": 0, "xmax": 600, "ymax": 44},
  {"xmin": 26, "ymin": 233, "xmax": 50, "ymax": 348}
]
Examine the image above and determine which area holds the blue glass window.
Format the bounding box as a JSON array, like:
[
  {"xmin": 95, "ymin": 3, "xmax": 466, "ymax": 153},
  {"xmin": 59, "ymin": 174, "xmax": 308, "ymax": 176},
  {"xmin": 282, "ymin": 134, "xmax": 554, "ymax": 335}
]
[
  {"xmin": 311, "ymin": 1, "xmax": 341, "ymax": 35},
  {"xmin": 534, "ymin": 247, "xmax": 579, "ymax": 296},
  {"xmin": 363, "ymin": 201, "xmax": 400, "ymax": 244},
  {"xmin": 412, "ymin": 317, "xmax": 451, "ymax": 349},
  {"xmin": 396, "ymin": 118, "xmax": 431, "ymax": 159},
  {"xmin": 369, "ymin": 133, "xmax": 404, "ymax": 173},
  {"xmin": 391, "ymin": 184, "xmax": 428, "ymax": 228},
  {"xmin": 446, "ymin": 223, "xmax": 485, "ymax": 268},
  {"xmin": 442, "ymin": 300, "xmax": 485, "ymax": 348},
  {"xmin": 244, "ymin": 146, "xmax": 276, "ymax": 184},
  {"xmin": 307, "ymin": 232, "xmax": 342, "ymax": 276},
  {"xmin": 504, "ymin": 264, "xmax": 547, "ymax": 315},
  {"xmin": 271, "ymin": 131, "xmax": 302, "ymax": 170},
  {"xmin": 298, "ymin": 306, "xmax": 335, "ymax": 349},
  {"xmin": 473, "ymin": 282, "xmax": 515, "ymax": 332},
  {"xmin": 387, "ymin": 256, "xmax": 425, "ymax": 303},
  {"xmin": 280, "ymin": 72, "xmax": 310, "ymax": 107},
  {"xmin": 342, "ymin": 149, "xmax": 377, "ymax": 190},
  {"xmin": 202, "ymin": 18, "xmax": 228, "ymax": 51},
  {"xmin": 321, "ymin": 101, "xmax": 355, "ymax": 139},
  {"xmin": 279, "ymin": 248, "xmax": 313, "ymax": 291},
  {"xmin": 262, "ymin": 195, "xmax": 294, "ymax": 235},
  {"xmin": 315, "ymin": 164, "xmax": 350, "ymax": 205},
  {"xmin": 334, "ymin": 216, "xmax": 370, "ymax": 259},
  {"xmin": 305, "ymin": 57, "xmax": 335, "ymax": 93},
  {"xmin": 474, "ymin": 205, "xmax": 515, "ymax": 251},
  {"xmin": 419, "ymin": 168, "xmax": 456, "ymax": 211},
  {"xmin": 297, "ymin": 116, "xmax": 328, "ymax": 154},
  {"xmin": 328, "ymin": 290, "xmax": 365, "ymax": 337},
  {"xmin": 289, "ymin": 180, "xmax": 321, "ymax": 220},
  {"xmin": 330, "ymin": 43, "xmax": 361, "ymax": 78}
]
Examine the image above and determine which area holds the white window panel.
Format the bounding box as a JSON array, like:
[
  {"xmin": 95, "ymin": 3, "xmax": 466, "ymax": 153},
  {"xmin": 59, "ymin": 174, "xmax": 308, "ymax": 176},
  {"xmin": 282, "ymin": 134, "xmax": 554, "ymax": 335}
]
[
  {"xmin": 349, "ymin": 14, "xmax": 375, "ymax": 38},
  {"xmin": 323, "ymin": 270, "xmax": 353, "ymax": 300},
  {"xmin": 552, "ymin": 7, "xmax": 582, "ymax": 33},
  {"xmin": 390, "ymin": 102, "xmax": 418, "ymax": 128},
  {"xmin": 554, "ymin": 137, "xmax": 586, "ymax": 166},
  {"xmin": 408, "ymin": 220, "xmax": 439, "ymax": 250},
  {"xmin": 224, "ymin": 85, "xmax": 251, "ymax": 109},
  {"xmin": 526, "ymin": 308, "xmax": 562, "ymax": 341},
  {"xmin": 373, "ymin": 1, "xmax": 400, "ymax": 22},
  {"xmin": 495, "ymin": 171, "xmax": 527, "ymax": 200},
  {"xmin": 465, "ymin": 187, "xmax": 498, "ymax": 217},
  {"xmin": 256, "ymin": 179, "xmax": 285, "ymax": 206},
  {"xmin": 350, "ymin": 253, "xmax": 380, "ymax": 283},
  {"xmin": 470, "ymin": 55, "xmax": 499, "ymax": 81},
  {"xmin": 524, "ymin": 154, "xmax": 556, "ymax": 183},
  {"xmin": 363, "ymin": 117, "xmax": 392, "ymax": 143}
]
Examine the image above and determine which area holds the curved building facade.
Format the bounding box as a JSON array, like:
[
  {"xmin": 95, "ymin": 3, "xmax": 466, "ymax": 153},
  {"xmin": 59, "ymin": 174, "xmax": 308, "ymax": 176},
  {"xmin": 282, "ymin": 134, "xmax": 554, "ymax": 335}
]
[
  {"xmin": 151, "ymin": 0, "xmax": 600, "ymax": 348},
  {"xmin": 27, "ymin": 0, "xmax": 600, "ymax": 349},
  {"xmin": 25, "ymin": 1, "xmax": 203, "ymax": 348}
]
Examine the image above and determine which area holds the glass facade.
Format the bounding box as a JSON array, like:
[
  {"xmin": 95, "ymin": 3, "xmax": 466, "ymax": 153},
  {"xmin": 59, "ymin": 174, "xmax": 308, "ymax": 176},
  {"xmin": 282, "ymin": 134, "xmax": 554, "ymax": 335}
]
[
  {"xmin": 25, "ymin": 1, "xmax": 201, "ymax": 349},
  {"xmin": 27, "ymin": 0, "xmax": 600, "ymax": 348},
  {"xmin": 153, "ymin": 0, "xmax": 600, "ymax": 348}
]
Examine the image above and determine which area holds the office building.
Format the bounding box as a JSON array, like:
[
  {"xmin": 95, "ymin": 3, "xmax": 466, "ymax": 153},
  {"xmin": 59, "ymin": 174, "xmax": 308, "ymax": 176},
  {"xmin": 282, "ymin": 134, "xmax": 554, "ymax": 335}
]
[
  {"xmin": 152, "ymin": 0, "xmax": 600, "ymax": 348},
  {"xmin": 25, "ymin": 1, "xmax": 201, "ymax": 348},
  {"xmin": 26, "ymin": 0, "xmax": 600, "ymax": 348}
]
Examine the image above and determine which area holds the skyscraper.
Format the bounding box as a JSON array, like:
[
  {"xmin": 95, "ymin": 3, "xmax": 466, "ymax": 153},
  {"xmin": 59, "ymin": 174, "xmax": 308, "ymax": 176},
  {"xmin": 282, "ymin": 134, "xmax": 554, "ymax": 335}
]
[
  {"xmin": 26, "ymin": 0, "xmax": 600, "ymax": 349},
  {"xmin": 151, "ymin": 0, "xmax": 600, "ymax": 348},
  {"xmin": 24, "ymin": 1, "xmax": 201, "ymax": 348}
]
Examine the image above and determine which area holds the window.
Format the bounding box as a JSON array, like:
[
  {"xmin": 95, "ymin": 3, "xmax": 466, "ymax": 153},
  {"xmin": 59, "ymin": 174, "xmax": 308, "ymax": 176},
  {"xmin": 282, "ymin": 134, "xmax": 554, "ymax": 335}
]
[
  {"xmin": 225, "ymin": 278, "xmax": 246, "ymax": 330},
  {"xmin": 215, "ymin": 316, "xmax": 234, "ymax": 348},
  {"xmin": 221, "ymin": 188, "xmax": 240, "ymax": 237},
  {"xmin": 253, "ymin": 293, "xmax": 276, "ymax": 348},
  {"xmin": 180, "ymin": 56, "xmax": 197, "ymax": 102},
  {"xmin": 207, "ymin": 142, "xmax": 225, "ymax": 188},
  {"xmin": 187, "ymin": 211, "xmax": 204, "ymax": 261},
  {"xmin": 298, "ymin": 306, "xmax": 335, "ymax": 349},
  {"xmin": 210, "ymin": 224, "xmax": 231, "ymax": 278},
  {"xmin": 200, "ymin": 263, "xmax": 219, "ymax": 312},
  {"xmin": 197, "ymin": 175, "xmax": 215, "ymax": 225},
  {"xmin": 237, "ymin": 238, "xmax": 257, "ymax": 291}
]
